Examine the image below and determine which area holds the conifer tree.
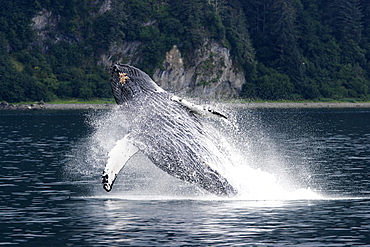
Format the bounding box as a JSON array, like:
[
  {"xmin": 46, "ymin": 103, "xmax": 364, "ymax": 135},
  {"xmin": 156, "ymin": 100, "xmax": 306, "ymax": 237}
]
[
  {"xmin": 269, "ymin": 0, "xmax": 303, "ymax": 82},
  {"xmin": 326, "ymin": 0, "xmax": 363, "ymax": 42}
]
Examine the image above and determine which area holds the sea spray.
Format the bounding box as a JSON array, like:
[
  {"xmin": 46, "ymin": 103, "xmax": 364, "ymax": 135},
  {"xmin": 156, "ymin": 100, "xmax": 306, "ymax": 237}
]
[
  {"xmin": 202, "ymin": 106, "xmax": 322, "ymax": 200},
  {"xmin": 67, "ymin": 103, "xmax": 322, "ymax": 200}
]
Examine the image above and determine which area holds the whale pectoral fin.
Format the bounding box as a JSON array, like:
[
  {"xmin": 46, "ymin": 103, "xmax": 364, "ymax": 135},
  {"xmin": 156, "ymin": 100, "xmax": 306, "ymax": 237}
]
[
  {"xmin": 171, "ymin": 96, "xmax": 227, "ymax": 119},
  {"xmin": 102, "ymin": 134, "xmax": 139, "ymax": 192}
]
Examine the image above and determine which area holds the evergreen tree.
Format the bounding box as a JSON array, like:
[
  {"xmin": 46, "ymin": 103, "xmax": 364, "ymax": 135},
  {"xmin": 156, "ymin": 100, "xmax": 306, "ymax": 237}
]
[
  {"xmin": 270, "ymin": 0, "xmax": 302, "ymax": 80},
  {"xmin": 326, "ymin": 0, "xmax": 363, "ymax": 42},
  {"xmin": 223, "ymin": 1, "xmax": 255, "ymax": 74}
]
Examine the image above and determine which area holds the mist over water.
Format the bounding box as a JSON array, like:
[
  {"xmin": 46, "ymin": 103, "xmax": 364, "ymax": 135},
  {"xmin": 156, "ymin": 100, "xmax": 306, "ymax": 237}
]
[{"xmin": 69, "ymin": 103, "xmax": 322, "ymax": 200}]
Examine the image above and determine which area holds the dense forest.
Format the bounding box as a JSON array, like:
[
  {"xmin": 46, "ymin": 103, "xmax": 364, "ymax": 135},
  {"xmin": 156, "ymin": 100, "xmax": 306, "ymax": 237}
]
[{"xmin": 1, "ymin": 0, "xmax": 370, "ymax": 102}]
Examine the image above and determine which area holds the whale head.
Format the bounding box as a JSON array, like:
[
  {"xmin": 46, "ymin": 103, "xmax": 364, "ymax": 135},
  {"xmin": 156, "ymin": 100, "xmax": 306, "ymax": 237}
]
[{"xmin": 110, "ymin": 63, "xmax": 164, "ymax": 104}]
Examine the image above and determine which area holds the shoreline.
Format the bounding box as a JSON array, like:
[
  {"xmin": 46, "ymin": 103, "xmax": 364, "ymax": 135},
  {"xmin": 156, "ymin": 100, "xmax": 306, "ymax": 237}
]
[
  {"xmin": 1, "ymin": 102, "xmax": 370, "ymax": 111},
  {"xmin": 230, "ymin": 102, "xmax": 370, "ymax": 109},
  {"xmin": 0, "ymin": 102, "xmax": 114, "ymax": 111}
]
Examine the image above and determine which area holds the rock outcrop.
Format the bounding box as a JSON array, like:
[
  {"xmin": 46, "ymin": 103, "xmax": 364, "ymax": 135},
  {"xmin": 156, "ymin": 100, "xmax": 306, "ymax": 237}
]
[
  {"xmin": 153, "ymin": 40, "xmax": 246, "ymax": 98},
  {"xmin": 31, "ymin": 8, "xmax": 56, "ymax": 48},
  {"xmin": 31, "ymin": 8, "xmax": 79, "ymax": 49}
]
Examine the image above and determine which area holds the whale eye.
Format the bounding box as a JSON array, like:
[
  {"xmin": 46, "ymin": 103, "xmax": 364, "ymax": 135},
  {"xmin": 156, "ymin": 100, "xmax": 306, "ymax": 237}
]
[{"xmin": 119, "ymin": 73, "xmax": 130, "ymax": 84}]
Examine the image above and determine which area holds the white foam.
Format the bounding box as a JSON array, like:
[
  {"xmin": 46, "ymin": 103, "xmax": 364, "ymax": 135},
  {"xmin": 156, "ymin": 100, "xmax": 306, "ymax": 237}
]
[{"xmin": 69, "ymin": 105, "xmax": 323, "ymax": 201}]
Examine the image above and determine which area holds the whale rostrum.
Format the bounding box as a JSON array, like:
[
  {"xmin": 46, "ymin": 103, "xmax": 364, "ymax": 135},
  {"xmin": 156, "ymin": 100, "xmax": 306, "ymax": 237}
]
[{"xmin": 102, "ymin": 63, "xmax": 237, "ymax": 196}]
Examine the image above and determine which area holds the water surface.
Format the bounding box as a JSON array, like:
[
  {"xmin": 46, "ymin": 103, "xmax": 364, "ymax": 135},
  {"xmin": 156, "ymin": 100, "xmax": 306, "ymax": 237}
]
[{"xmin": 0, "ymin": 108, "xmax": 369, "ymax": 245}]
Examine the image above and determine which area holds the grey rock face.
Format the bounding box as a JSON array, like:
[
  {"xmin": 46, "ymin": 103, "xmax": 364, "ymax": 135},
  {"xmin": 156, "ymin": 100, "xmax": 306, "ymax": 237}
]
[{"xmin": 153, "ymin": 40, "xmax": 245, "ymax": 98}]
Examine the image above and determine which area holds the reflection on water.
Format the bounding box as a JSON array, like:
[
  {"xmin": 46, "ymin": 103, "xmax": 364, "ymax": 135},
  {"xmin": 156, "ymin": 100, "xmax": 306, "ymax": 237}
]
[{"xmin": 0, "ymin": 108, "xmax": 369, "ymax": 245}]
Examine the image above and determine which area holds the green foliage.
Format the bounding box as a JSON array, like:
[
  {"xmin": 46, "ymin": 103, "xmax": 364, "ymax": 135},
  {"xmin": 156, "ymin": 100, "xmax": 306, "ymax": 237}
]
[
  {"xmin": 242, "ymin": 64, "xmax": 294, "ymax": 100},
  {"xmin": 242, "ymin": 0, "xmax": 370, "ymax": 101},
  {"xmin": 1, "ymin": 0, "xmax": 370, "ymax": 102}
]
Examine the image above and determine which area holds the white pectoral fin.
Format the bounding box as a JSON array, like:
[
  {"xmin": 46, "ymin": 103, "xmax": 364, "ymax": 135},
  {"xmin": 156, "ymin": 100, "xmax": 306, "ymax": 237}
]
[
  {"xmin": 171, "ymin": 96, "xmax": 227, "ymax": 119},
  {"xmin": 102, "ymin": 134, "xmax": 139, "ymax": 192}
]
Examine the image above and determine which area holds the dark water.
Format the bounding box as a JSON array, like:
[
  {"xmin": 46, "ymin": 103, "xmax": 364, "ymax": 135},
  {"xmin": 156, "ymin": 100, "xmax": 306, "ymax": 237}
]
[{"xmin": 0, "ymin": 108, "xmax": 369, "ymax": 246}]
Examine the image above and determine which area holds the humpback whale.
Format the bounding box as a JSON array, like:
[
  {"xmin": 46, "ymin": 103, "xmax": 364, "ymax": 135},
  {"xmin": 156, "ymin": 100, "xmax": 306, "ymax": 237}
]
[{"xmin": 101, "ymin": 63, "xmax": 237, "ymax": 196}]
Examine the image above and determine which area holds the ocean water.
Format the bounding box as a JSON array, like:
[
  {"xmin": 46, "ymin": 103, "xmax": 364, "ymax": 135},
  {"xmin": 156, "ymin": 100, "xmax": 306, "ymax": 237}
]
[{"xmin": 0, "ymin": 107, "xmax": 369, "ymax": 246}]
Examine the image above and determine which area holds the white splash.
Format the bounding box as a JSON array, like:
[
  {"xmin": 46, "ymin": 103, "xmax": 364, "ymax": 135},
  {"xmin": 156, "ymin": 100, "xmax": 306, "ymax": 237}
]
[
  {"xmin": 200, "ymin": 112, "xmax": 323, "ymax": 201},
  {"xmin": 70, "ymin": 104, "xmax": 323, "ymax": 201}
]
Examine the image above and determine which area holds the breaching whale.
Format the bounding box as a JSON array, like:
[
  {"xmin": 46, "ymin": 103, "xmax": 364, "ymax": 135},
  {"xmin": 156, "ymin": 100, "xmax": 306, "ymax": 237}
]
[{"xmin": 101, "ymin": 63, "xmax": 237, "ymax": 196}]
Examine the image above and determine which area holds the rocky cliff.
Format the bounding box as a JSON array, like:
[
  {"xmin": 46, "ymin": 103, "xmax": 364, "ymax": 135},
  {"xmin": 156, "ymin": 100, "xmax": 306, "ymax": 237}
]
[{"xmin": 153, "ymin": 40, "xmax": 245, "ymax": 98}]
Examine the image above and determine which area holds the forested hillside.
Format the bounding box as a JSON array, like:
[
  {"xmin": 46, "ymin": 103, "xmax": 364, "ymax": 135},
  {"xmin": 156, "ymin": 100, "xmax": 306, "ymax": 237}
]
[{"xmin": 1, "ymin": 0, "xmax": 370, "ymax": 102}]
